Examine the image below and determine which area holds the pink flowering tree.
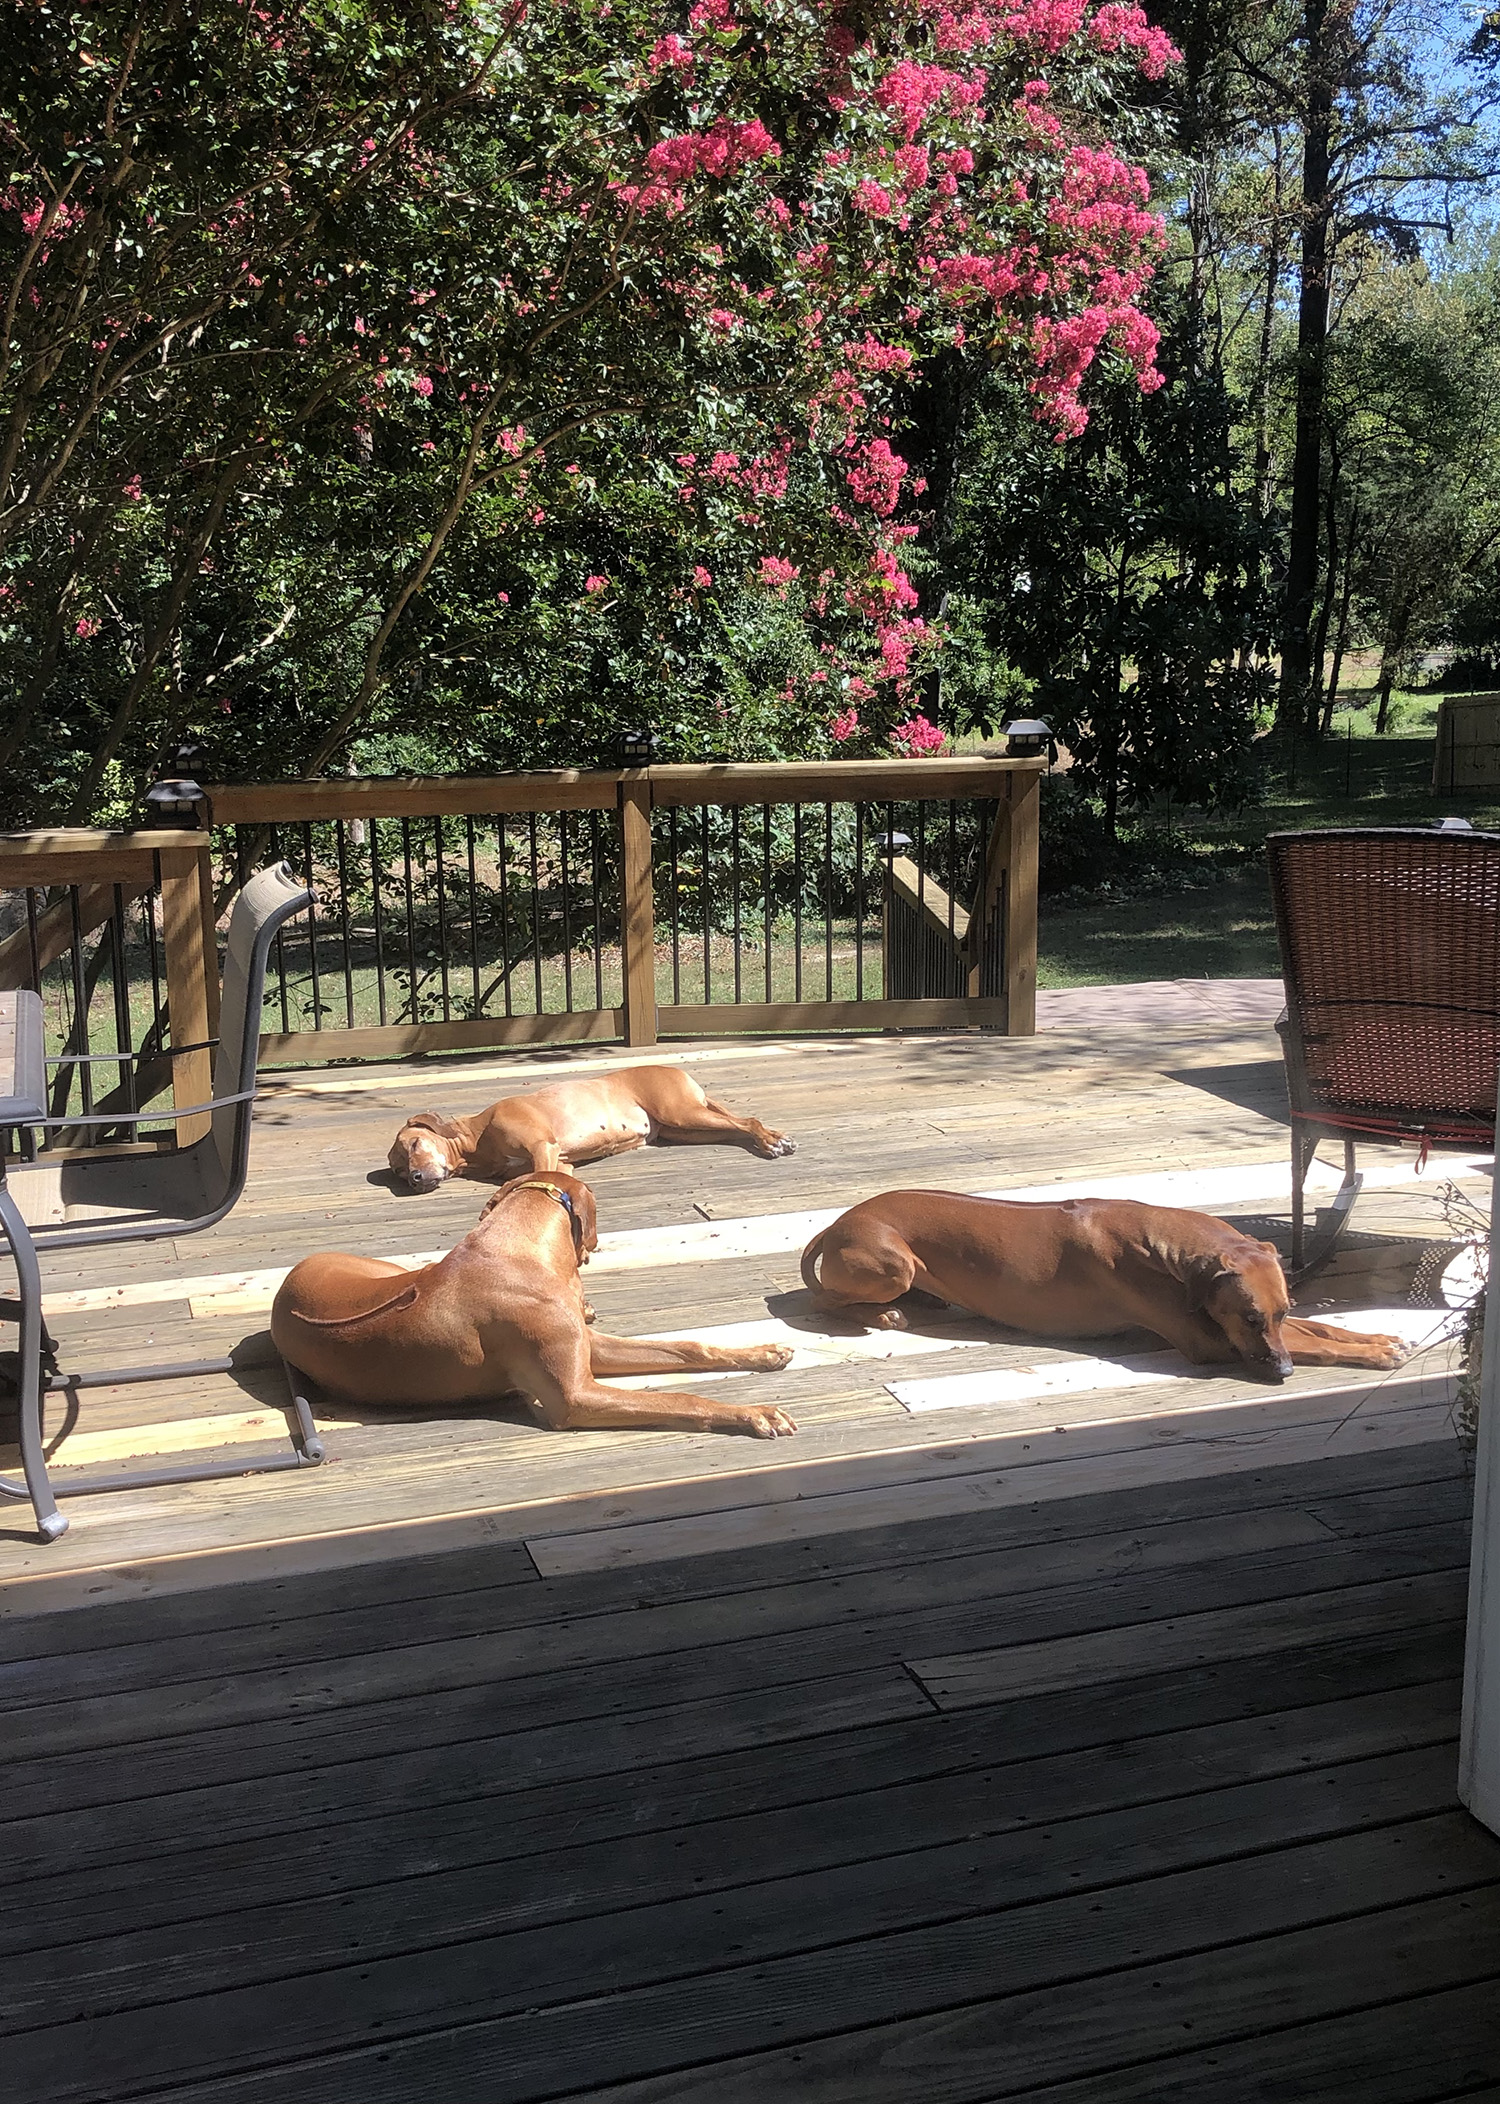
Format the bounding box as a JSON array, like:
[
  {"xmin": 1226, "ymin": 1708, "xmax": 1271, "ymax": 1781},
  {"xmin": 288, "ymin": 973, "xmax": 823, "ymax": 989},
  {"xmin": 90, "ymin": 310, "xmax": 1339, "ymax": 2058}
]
[{"xmin": 0, "ymin": 0, "xmax": 1176, "ymax": 817}]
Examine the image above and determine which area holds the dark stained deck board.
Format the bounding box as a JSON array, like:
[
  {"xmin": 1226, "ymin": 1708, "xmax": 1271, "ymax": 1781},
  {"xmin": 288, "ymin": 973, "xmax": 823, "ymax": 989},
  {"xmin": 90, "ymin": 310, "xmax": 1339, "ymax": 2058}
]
[
  {"xmin": 49, "ymin": 1845, "xmax": 1500, "ymax": 2104},
  {"xmin": 0, "ymin": 1523, "xmax": 1469, "ymax": 1794},
  {"xmin": 0, "ymin": 1685, "xmax": 1459, "ymax": 1993},
  {"xmin": 6, "ymin": 1769, "xmax": 1480, "ymax": 2097},
  {"xmin": 3, "ymin": 1512, "xmax": 1493, "ymax": 2100}
]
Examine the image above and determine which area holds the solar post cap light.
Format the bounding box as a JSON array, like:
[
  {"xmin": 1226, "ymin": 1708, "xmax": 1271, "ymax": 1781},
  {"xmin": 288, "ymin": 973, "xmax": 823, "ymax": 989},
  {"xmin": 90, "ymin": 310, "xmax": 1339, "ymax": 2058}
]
[
  {"xmin": 619, "ymin": 727, "xmax": 659, "ymax": 767},
  {"xmin": 1001, "ymin": 718, "xmax": 1054, "ymax": 761},
  {"xmin": 142, "ymin": 740, "xmax": 211, "ymax": 827}
]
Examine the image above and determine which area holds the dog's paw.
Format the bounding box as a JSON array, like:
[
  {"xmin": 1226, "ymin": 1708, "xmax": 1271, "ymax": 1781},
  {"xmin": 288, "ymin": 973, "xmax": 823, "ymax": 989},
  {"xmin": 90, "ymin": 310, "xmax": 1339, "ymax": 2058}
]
[
  {"xmin": 871, "ymin": 1307, "xmax": 909, "ymax": 1331},
  {"xmin": 744, "ymin": 1343, "xmax": 795, "ymax": 1370},
  {"xmin": 754, "ymin": 1132, "xmax": 794, "ymax": 1158},
  {"xmin": 740, "ymin": 1404, "xmax": 798, "ymax": 1439},
  {"xmin": 582, "ymin": 1301, "xmax": 598, "ymax": 1325},
  {"xmin": 1368, "ymin": 1335, "xmax": 1407, "ymax": 1369}
]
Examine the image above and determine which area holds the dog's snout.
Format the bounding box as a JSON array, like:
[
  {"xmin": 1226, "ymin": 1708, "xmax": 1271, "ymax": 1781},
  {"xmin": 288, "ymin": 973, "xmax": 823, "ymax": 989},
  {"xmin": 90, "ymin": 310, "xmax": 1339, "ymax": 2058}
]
[{"xmin": 409, "ymin": 1167, "xmax": 443, "ymax": 1190}]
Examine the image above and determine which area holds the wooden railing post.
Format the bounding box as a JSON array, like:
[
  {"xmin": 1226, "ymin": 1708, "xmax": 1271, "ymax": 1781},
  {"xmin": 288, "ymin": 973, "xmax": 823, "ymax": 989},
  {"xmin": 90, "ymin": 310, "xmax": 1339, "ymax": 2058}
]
[
  {"xmin": 157, "ymin": 842, "xmax": 216, "ymax": 1143},
  {"xmin": 618, "ymin": 773, "xmax": 657, "ymax": 1047},
  {"xmin": 964, "ymin": 764, "xmax": 1041, "ymax": 1034},
  {"xmin": 1003, "ymin": 767, "xmax": 1040, "ymax": 1035}
]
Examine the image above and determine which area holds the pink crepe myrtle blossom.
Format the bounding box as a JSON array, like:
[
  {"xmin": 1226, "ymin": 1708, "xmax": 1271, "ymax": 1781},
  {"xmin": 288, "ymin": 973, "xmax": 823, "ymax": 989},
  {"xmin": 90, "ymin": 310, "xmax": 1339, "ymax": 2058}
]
[
  {"xmin": 846, "ymin": 438, "xmax": 907, "ymax": 517},
  {"xmin": 693, "ymin": 565, "xmax": 714, "ymax": 587},
  {"xmin": 830, "ymin": 707, "xmax": 861, "ymax": 742},
  {"xmin": 758, "ymin": 554, "xmax": 801, "ymax": 593},
  {"xmin": 889, "ymin": 713, "xmax": 946, "ymax": 754},
  {"xmin": 120, "ymin": 474, "xmax": 144, "ymax": 501},
  {"xmin": 585, "ymin": 574, "xmax": 609, "ymax": 593},
  {"xmin": 74, "ymin": 616, "xmax": 100, "ymax": 639},
  {"xmin": 412, "ymin": 374, "xmax": 433, "ymax": 397}
]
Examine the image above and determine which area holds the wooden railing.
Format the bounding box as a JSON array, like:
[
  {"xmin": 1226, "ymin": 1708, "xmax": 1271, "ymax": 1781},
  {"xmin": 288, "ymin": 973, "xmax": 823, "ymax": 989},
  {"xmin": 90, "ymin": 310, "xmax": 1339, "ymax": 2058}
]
[
  {"xmin": 0, "ymin": 760, "xmax": 1042, "ymax": 1134},
  {"xmin": 208, "ymin": 757, "xmax": 1042, "ymax": 1059},
  {"xmin": 0, "ymin": 829, "xmax": 218, "ymax": 1147}
]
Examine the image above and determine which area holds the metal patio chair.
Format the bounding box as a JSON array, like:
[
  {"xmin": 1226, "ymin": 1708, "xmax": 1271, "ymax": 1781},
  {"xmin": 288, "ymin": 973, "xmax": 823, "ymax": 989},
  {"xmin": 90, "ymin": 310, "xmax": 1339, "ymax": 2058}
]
[
  {"xmin": 1267, "ymin": 826, "xmax": 1500, "ymax": 1273},
  {"xmin": 0, "ymin": 861, "xmax": 323, "ymax": 1540}
]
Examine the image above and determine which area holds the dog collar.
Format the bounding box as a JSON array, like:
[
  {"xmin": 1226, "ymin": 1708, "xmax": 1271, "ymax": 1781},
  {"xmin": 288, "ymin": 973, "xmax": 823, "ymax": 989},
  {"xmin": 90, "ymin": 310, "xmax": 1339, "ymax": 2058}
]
[{"xmin": 513, "ymin": 1178, "xmax": 585, "ymax": 1259}]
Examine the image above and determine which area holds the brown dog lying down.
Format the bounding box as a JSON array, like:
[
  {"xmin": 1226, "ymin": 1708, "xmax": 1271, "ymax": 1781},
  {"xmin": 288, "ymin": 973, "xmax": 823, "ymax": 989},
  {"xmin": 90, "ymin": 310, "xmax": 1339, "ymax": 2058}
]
[
  {"xmin": 389, "ymin": 1064, "xmax": 794, "ymax": 1191},
  {"xmin": 272, "ymin": 1170, "xmax": 797, "ymax": 1437},
  {"xmin": 801, "ymin": 1190, "xmax": 1406, "ymax": 1381}
]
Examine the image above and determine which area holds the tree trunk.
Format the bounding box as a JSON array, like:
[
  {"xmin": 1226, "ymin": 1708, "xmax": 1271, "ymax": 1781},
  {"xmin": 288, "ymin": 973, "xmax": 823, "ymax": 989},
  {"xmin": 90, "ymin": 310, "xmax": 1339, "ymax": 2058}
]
[
  {"xmin": 1321, "ymin": 515, "xmax": 1358, "ymax": 731},
  {"xmin": 1374, "ymin": 594, "xmax": 1412, "ymax": 734},
  {"xmin": 1309, "ymin": 468, "xmax": 1341, "ymax": 733},
  {"xmin": 1278, "ymin": 0, "xmax": 1337, "ymax": 729}
]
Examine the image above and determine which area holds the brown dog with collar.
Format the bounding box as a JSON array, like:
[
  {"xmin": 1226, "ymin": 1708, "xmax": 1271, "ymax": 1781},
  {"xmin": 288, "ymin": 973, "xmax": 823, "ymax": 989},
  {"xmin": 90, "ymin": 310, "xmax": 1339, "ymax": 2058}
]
[
  {"xmin": 273, "ymin": 1170, "xmax": 797, "ymax": 1436},
  {"xmin": 389, "ymin": 1065, "xmax": 794, "ymax": 1192},
  {"xmin": 800, "ymin": 1191, "xmax": 1406, "ymax": 1380}
]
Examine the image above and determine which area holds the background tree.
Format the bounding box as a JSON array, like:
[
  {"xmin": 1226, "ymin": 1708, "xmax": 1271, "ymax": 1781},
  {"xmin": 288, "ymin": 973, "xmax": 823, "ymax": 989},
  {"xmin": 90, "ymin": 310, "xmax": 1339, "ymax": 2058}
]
[{"xmin": 0, "ymin": 0, "xmax": 1178, "ymax": 825}]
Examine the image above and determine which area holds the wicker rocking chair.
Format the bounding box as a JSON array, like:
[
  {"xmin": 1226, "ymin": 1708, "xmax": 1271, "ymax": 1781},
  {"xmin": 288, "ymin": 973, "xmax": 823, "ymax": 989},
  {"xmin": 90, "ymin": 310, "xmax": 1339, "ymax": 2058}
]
[{"xmin": 1267, "ymin": 825, "xmax": 1500, "ymax": 1273}]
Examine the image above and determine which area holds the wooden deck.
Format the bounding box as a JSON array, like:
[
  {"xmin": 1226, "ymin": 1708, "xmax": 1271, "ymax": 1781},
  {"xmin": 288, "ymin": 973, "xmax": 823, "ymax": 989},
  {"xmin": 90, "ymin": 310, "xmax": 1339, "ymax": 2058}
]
[{"xmin": 1, "ymin": 1016, "xmax": 1497, "ymax": 2098}]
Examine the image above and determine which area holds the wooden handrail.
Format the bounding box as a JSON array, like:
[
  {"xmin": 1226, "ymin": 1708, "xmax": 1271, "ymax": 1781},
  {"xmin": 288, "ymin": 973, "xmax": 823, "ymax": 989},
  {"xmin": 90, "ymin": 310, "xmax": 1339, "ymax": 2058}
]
[{"xmin": 204, "ymin": 755, "xmax": 1043, "ymax": 824}]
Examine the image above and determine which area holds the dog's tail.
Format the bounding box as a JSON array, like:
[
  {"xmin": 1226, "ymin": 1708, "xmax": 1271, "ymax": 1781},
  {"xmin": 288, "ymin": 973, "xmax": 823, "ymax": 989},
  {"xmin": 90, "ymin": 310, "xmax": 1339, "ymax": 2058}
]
[
  {"xmin": 277, "ymin": 1282, "xmax": 420, "ymax": 1329},
  {"xmin": 800, "ymin": 1229, "xmax": 827, "ymax": 1294}
]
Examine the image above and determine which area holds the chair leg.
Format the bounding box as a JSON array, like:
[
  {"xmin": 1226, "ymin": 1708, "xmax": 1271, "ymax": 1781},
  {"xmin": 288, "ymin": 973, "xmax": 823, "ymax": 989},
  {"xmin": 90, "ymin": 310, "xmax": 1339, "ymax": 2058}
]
[
  {"xmin": 0, "ymin": 1185, "xmax": 67, "ymax": 1541},
  {"xmin": 1290, "ymin": 1129, "xmax": 1318, "ymax": 1271},
  {"xmin": 282, "ymin": 1359, "xmax": 325, "ymax": 1463},
  {"xmin": 1290, "ymin": 1133, "xmax": 1363, "ymax": 1284}
]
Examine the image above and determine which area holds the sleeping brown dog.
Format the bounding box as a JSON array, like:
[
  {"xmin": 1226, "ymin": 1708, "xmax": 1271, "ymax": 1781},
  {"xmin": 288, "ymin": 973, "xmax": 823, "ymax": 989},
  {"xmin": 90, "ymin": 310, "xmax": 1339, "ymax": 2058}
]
[
  {"xmin": 273, "ymin": 1170, "xmax": 798, "ymax": 1436},
  {"xmin": 800, "ymin": 1190, "xmax": 1406, "ymax": 1381},
  {"xmin": 389, "ymin": 1064, "xmax": 794, "ymax": 1191}
]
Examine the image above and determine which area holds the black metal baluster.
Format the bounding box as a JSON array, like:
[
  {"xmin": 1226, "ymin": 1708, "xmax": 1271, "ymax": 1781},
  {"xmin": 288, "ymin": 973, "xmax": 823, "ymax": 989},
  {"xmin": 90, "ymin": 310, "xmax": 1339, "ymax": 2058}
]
[
  {"xmin": 142, "ymin": 885, "xmax": 163, "ymax": 1044},
  {"xmin": 498, "ymin": 817, "xmax": 514, "ymax": 1017},
  {"xmin": 701, "ymin": 803, "xmax": 712, "ymax": 1004},
  {"xmin": 109, "ymin": 885, "xmax": 136, "ymax": 1115},
  {"xmin": 855, "ymin": 802, "xmax": 865, "ymax": 1000},
  {"xmin": 731, "ymin": 804, "xmax": 742, "ymax": 1004},
  {"xmin": 370, "ymin": 817, "xmax": 389, "ymax": 1027},
  {"xmin": 528, "ymin": 812, "xmax": 544, "ymax": 1013},
  {"xmin": 400, "ymin": 818, "xmax": 418, "ymax": 1023},
  {"xmin": 67, "ymin": 886, "xmax": 94, "ymax": 1120},
  {"xmin": 916, "ymin": 800, "xmax": 926, "ymax": 927},
  {"xmin": 884, "ymin": 800, "xmax": 896, "ymax": 994},
  {"xmin": 466, "ymin": 816, "xmax": 481, "ymax": 1017},
  {"xmin": 823, "ymin": 800, "xmax": 834, "ymax": 1000},
  {"xmin": 793, "ymin": 803, "xmax": 804, "ymax": 1001},
  {"xmin": 434, "ymin": 816, "xmax": 451, "ymax": 1022},
  {"xmin": 561, "ymin": 809, "xmax": 574, "ymax": 1013},
  {"xmin": 669, "ymin": 806, "xmax": 681, "ymax": 1004},
  {"xmin": 762, "ymin": 804, "xmax": 773, "ymax": 1001},
  {"xmin": 300, "ymin": 822, "xmax": 321, "ymax": 1031},
  {"xmin": 335, "ymin": 821, "xmax": 356, "ymax": 1027},
  {"xmin": 590, "ymin": 809, "xmax": 605, "ymax": 1009},
  {"xmin": 270, "ymin": 829, "xmax": 291, "ymax": 1034},
  {"xmin": 948, "ymin": 800, "xmax": 958, "ymax": 943},
  {"xmin": 24, "ymin": 888, "xmax": 41, "ymax": 990}
]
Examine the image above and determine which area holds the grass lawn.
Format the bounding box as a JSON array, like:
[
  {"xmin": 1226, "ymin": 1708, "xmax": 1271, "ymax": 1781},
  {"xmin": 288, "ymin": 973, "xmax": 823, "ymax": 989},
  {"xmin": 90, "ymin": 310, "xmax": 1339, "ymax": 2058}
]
[{"xmin": 1036, "ymin": 690, "xmax": 1500, "ymax": 990}]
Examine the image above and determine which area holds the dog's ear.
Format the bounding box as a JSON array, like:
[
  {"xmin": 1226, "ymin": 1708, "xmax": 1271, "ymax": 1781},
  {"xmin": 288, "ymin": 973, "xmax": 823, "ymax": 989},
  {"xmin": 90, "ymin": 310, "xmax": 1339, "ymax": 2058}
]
[
  {"xmin": 402, "ymin": 1111, "xmax": 464, "ymax": 1139},
  {"xmin": 1259, "ymin": 1239, "xmax": 1286, "ymax": 1266},
  {"xmin": 574, "ymin": 1181, "xmax": 599, "ymax": 1257},
  {"xmin": 1184, "ymin": 1257, "xmax": 1233, "ymax": 1313}
]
